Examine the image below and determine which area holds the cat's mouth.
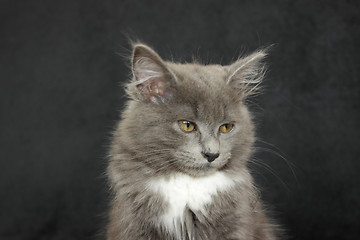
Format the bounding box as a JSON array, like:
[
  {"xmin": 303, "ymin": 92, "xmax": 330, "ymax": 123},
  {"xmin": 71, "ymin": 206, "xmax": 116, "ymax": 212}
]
[
  {"xmin": 176, "ymin": 157, "xmax": 230, "ymax": 176},
  {"xmin": 172, "ymin": 151, "xmax": 231, "ymax": 176},
  {"xmin": 178, "ymin": 164, "xmax": 217, "ymax": 177}
]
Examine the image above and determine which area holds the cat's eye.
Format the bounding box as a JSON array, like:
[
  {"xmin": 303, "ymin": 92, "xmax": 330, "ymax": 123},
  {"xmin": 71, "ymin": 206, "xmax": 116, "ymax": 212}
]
[
  {"xmin": 178, "ymin": 120, "xmax": 196, "ymax": 133},
  {"xmin": 219, "ymin": 123, "xmax": 234, "ymax": 133}
]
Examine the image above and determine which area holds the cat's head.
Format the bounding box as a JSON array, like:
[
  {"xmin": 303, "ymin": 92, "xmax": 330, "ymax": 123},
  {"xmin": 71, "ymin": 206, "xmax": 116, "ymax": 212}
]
[{"xmin": 120, "ymin": 44, "xmax": 267, "ymax": 177}]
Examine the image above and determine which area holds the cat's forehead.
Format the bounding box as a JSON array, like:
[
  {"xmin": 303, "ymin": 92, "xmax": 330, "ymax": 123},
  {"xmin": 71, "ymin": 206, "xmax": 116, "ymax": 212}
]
[
  {"xmin": 163, "ymin": 62, "xmax": 243, "ymax": 123},
  {"xmin": 168, "ymin": 63, "xmax": 227, "ymax": 83},
  {"xmin": 173, "ymin": 101, "xmax": 241, "ymax": 125},
  {"xmin": 164, "ymin": 67, "xmax": 237, "ymax": 121}
]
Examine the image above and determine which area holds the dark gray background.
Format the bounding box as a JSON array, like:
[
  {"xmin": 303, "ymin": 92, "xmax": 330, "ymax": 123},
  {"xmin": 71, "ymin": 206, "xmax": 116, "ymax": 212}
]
[{"xmin": 1, "ymin": 0, "xmax": 359, "ymax": 239}]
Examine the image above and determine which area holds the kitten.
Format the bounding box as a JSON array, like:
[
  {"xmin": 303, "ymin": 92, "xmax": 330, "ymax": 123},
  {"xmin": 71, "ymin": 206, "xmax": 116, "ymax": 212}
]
[{"xmin": 106, "ymin": 43, "xmax": 278, "ymax": 240}]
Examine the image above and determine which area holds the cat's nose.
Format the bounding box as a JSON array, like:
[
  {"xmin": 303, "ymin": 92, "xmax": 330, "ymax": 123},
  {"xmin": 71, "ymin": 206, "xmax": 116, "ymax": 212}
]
[{"xmin": 201, "ymin": 152, "xmax": 220, "ymax": 163}]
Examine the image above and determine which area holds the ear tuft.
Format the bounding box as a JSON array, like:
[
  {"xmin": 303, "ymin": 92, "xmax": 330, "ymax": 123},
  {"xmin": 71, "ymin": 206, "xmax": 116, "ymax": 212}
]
[
  {"xmin": 127, "ymin": 44, "xmax": 176, "ymax": 103},
  {"xmin": 226, "ymin": 49, "xmax": 268, "ymax": 98}
]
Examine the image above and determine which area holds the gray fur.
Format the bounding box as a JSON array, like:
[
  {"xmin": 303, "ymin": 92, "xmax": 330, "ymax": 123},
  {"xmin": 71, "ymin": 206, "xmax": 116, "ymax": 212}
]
[{"xmin": 106, "ymin": 44, "xmax": 279, "ymax": 240}]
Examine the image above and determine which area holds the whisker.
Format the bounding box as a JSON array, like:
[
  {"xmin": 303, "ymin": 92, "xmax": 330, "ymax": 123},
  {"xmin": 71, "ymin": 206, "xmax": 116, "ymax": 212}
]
[
  {"xmin": 248, "ymin": 158, "xmax": 290, "ymax": 192},
  {"xmin": 253, "ymin": 144, "xmax": 298, "ymax": 183}
]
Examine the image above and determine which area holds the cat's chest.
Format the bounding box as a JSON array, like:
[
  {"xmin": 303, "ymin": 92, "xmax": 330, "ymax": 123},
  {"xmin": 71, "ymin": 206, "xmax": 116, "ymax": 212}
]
[{"xmin": 147, "ymin": 172, "xmax": 239, "ymax": 230}]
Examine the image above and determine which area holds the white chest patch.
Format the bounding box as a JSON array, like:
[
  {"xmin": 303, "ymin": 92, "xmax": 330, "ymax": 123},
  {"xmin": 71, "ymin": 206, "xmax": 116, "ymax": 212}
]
[{"xmin": 147, "ymin": 172, "xmax": 241, "ymax": 231}]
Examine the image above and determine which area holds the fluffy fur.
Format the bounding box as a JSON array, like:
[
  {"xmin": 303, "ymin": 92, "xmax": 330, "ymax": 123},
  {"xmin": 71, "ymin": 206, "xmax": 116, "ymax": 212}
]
[{"xmin": 106, "ymin": 43, "xmax": 278, "ymax": 240}]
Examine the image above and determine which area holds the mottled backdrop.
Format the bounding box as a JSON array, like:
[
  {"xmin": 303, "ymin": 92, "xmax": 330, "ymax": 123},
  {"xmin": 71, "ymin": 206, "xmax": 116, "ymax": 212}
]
[{"xmin": 1, "ymin": 0, "xmax": 359, "ymax": 239}]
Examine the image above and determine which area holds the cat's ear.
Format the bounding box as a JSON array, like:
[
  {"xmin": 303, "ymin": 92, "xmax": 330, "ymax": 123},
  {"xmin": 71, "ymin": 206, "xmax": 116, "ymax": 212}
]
[
  {"xmin": 127, "ymin": 44, "xmax": 177, "ymax": 103},
  {"xmin": 226, "ymin": 49, "xmax": 267, "ymax": 98}
]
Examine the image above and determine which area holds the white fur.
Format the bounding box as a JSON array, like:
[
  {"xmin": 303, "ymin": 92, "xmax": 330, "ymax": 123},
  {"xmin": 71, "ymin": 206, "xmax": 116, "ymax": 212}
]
[{"xmin": 147, "ymin": 172, "xmax": 243, "ymax": 233}]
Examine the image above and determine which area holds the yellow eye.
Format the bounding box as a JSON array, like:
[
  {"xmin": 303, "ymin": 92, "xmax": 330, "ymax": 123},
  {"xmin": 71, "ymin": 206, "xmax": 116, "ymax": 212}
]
[
  {"xmin": 219, "ymin": 123, "xmax": 234, "ymax": 133},
  {"xmin": 178, "ymin": 120, "xmax": 196, "ymax": 133}
]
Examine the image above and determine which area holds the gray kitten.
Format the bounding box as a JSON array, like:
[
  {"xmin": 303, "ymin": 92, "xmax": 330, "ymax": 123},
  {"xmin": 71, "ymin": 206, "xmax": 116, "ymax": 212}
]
[{"xmin": 106, "ymin": 43, "xmax": 278, "ymax": 240}]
